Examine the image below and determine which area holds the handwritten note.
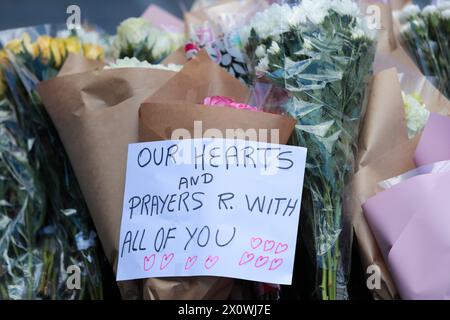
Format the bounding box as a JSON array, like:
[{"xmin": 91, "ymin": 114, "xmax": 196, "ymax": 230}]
[{"xmin": 116, "ymin": 139, "xmax": 307, "ymax": 284}]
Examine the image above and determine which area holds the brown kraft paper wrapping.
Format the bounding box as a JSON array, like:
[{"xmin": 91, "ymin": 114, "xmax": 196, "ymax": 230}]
[
  {"xmin": 138, "ymin": 50, "xmax": 296, "ymax": 299},
  {"xmin": 352, "ymin": 68, "xmax": 450, "ymax": 300},
  {"xmin": 37, "ymin": 55, "xmax": 180, "ymax": 299}
]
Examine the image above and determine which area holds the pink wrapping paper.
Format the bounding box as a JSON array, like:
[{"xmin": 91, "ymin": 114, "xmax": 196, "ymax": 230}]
[
  {"xmin": 363, "ymin": 113, "xmax": 450, "ymax": 299},
  {"xmin": 414, "ymin": 113, "xmax": 450, "ymax": 167},
  {"xmin": 141, "ymin": 4, "xmax": 184, "ymax": 33}
]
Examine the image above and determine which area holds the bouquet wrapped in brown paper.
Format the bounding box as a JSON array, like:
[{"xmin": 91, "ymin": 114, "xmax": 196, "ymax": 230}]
[
  {"xmin": 138, "ymin": 50, "xmax": 296, "ymax": 299},
  {"xmin": 351, "ymin": 67, "xmax": 450, "ymax": 300},
  {"xmin": 36, "ymin": 54, "xmax": 183, "ymax": 299}
]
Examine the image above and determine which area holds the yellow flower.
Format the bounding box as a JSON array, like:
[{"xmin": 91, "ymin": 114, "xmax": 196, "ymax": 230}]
[
  {"xmin": 21, "ymin": 33, "xmax": 38, "ymax": 58},
  {"xmin": 50, "ymin": 38, "xmax": 63, "ymax": 67},
  {"xmin": 5, "ymin": 39, "xmax": 23, "ymax": 54},
  {"xmin": 4, "ymin": 33, "xmax": 38, "ymax": 57},
  {"xmin": 63, "ymin": 36, "xmax": 82, "ymax": 54},
  {"xmin": 82, "ymin": 43, "xmax": 104, "ymax": 60},
  {"xmin": 33, "ymin": 35, "xmax": 53, "ymax": 62}
]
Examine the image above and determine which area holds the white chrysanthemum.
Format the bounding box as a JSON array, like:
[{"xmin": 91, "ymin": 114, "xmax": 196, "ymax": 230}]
[
  {"xmin": 302, "ymin": 0, "xmax": 331, "ymax": 25},
  {"xmin": 422, "ymin": 5, "xmax": 437, "ymax": 16},
  {"xmin": 267, "ymin": 42, "xmax": 280, "ymax": 55},
  {"xmin": 437, "ymin": 1, "xmax": 450, "ymax": 12},
  {"xmin": 151, "ymin": 33, "xmax": 173, "ymax": 61},
  {"xmin": 412, "ymin": 19, "xmax": 426, "ymax": 29},
  {"xmin": 351, "ymin": 27, "xmax": 365, "ymax": 40},
  {"xmin": 402, "ymin": 92, "xmax": 430, "ymax": 139},
  {"xmin": 255, "ymin": 45, "xmax": 266, "ymax": 58},
  {"xmin": 116, "ymin": 18, "xmax": 154, "ymax": 47},
  {"xmin": 105, "ymin": 57, "xmax": 182, "ymax": 71},
  {"xmin": 352, "ymin": 16, "xmax": 376, "ymax": 40},
  {"xmin": 398, "ymin": 4, "xmax": 421, "ymax": 24},
  {"xmin": 330, "ymin": 0, "xmax": 360, "ymax": 17},
  {"xmin": 255, "ymin": 56, "xmax": 269, "ymax": 77},
  {"xmin": 288, "ymin": 5, "xmax": 307, "ymax": 27},
  {"xmin": 442, "ymin": 9, "xmax": 450, "ymax": 19},
  {"xmin": 244, "ymin": 4, "xmax": 293, "ymax": 41}
]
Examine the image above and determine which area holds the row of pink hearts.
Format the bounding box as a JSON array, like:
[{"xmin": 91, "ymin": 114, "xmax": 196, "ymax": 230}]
[
  {"xmin": 239, "ymin": 251, "xmax": 283, "ymax": 271},
  {"xmin": 250, "ymin": 237, "xmax": 288, "ymax": 254},
  {"xmin": 143, "ymin": 253, "xmax": 220, "ymax": 271}
]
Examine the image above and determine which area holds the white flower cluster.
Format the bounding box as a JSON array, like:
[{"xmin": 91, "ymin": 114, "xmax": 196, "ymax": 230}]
[
  {"xmin": 443, "ymin": 9, "xmax": 450, "ymax": 20},
  {"xmin": 437, "ymin": 1, "xmax": 450, "ymax": 12},
  {"xmin": 114, "ymin": 18, "xmax": 156, "ymax": 48},
  {"xmin": 402, "ymin": 92, "xmax": 430, "ymax": 139},
  {"xmin": 240, "ymin": 3, "xmax": 293, "ymax": 45},
  {"xmin": 398, "ymin": 4, "xmax": 421, "ymax": 25},
  {"xmin": 399, "ymin": 1, "xmax": 450, "ymax": 23},
  {"xmin": 244, "ymin": 0, "xmax": 370, "ymax": 77},
  {"xmin": 112, "ymin": 17, "xmax": 183, "ymax": 61},
  {"xmin": 422, "ymin": 5, "xmax": 438, "ymax": 16},
  {"xmin": 105, "ymin": 57, "xmax": 182, "ymax": 72},
  {"xmin": 241, "ymin": 0, "xmax": 363, "ymax": 45}
]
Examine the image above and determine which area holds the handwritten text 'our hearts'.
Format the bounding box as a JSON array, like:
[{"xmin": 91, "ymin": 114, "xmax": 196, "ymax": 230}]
[{"xmin": 116, "ymin": 139, "xmax": 307, "ymax": 285}]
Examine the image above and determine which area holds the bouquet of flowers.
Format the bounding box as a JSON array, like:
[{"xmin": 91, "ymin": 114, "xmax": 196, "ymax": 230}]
[
  {"xmin": 242, "ymin": 0, "xmax": 376, "ymax": 299},
  {"xmin": 398, "ymin": 2, "xmax": 450, "ymax": 98},
  {"xmin": 112, "ymin": 17, "xmax": 184, "ymax": 63},
  {"xmin": 363, "ymin": 112, "xmax": 450, "ymax": 300},
  {"xmin": 0, "ymin": 26, "xmax": 105, "ymax": 299},
  {"xmin": 184, "ymin": 0, "xmax": 268, "ymax": 84}
]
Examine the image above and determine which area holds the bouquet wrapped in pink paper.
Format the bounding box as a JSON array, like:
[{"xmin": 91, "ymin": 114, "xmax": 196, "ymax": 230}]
[{"xmin": 363, "ymin": 113, "xmax": 450, "ymax": 299}]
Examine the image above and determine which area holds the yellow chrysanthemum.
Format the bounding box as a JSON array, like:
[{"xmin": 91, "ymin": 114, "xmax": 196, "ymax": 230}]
[
  {"xmin": 4, "ymin": 33, "xmax": 38, "ymax": 57},
  {"xmin": 50, "ymin": 38, "xmax": 63, "ymax": 67},
  {"xmin": 5, "ymin": 39, "xmax": 23, "ymax": 54},
  {"xmin": 21, "ymin": 33, "xmax": 38, "ymax": 58},
  {"xmin": 33, "ymin": 35, "xmax": 53, "ymax": 62},
  {"xmin": 82, "ymin": 43, "xmax": 104, "ymax": 60},
  {"xmin": 63, "ymin": 36, "xmax": 82, "ymax": 54}
]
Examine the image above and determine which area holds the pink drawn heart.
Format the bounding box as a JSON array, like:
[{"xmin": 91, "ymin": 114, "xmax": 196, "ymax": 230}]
[
  {"xmin": 238, "ymin": 251, "xmax": 255, "ymax": 266},
  {"xmin": 143, "ymin": 254, "xmax": 156, "ymax": 271},
  {"xmin": 255, "ymin": 256, "xmax": 270, "ymax": 268},
  {"xmin": 185, "ymin": 256, "xmax": 198, "ymax": 270},
  {"xmin": 160, "ymin": 253, "xmax": 174, "ymax": 270},
  {"xmin": 204, "ymin": 256, "xmax": 219, "ymax": 269},
  {"xmin": 263, "ymin": 240, "xmax": 275, "ymax": 252},
  {"xmin": 250, "ymin": 237, "xmax": 263, "ymax": 249},
  {"xmin": 275, "ymin": 242, "xmax": 288, "ymax": 254},
  {"xmin": 269, "ymin": 258, "xmax": 284, "ymax": 271}
]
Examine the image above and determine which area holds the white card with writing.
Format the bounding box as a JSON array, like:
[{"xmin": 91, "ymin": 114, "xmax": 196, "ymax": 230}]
[{"xmin": 116, "ymin": 138, "xmax": 307, "ymax": 284}]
